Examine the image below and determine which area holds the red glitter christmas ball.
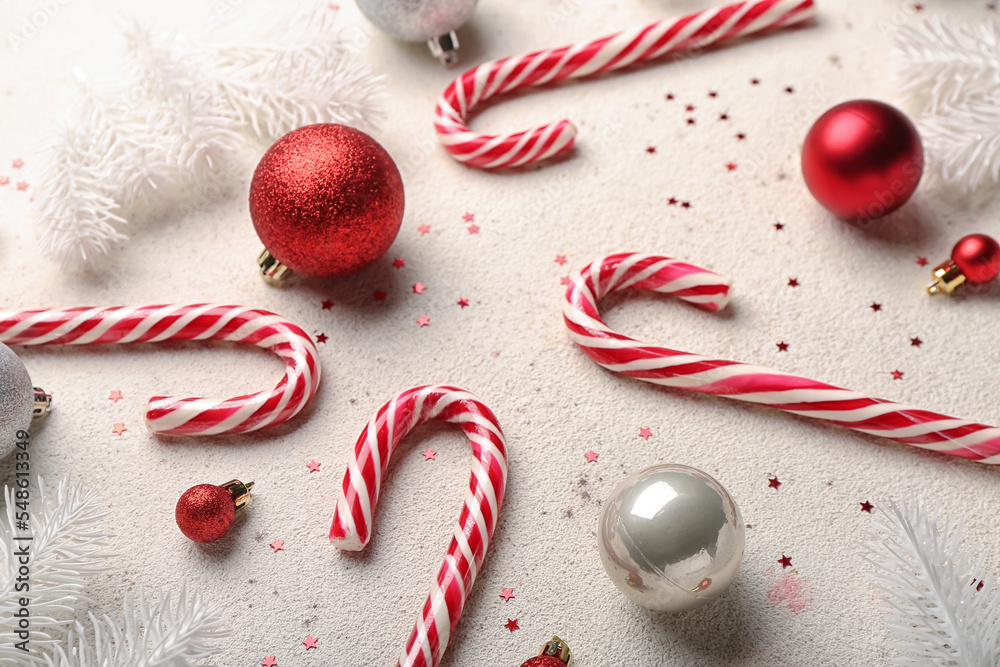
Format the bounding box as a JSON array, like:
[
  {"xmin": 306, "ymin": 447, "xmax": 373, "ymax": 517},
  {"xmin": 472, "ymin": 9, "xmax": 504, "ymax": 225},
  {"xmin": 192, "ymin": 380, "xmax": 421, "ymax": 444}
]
[
  {"xmin": 519, "ymin": 657, "xmax": 567, "ymax": 667},
  {"xmin": 952, "ymin": 234, "xmax": 1000, "ymax": 284},
  {"xmin": 250, "ymin": 124, "xmax": 405, "ymax": 278},
  {"xmin": 801, "ymin": 100, "xmax": 923, "ymax": 220},
  {"xmin": 175, "ymin": 484, "xmax": 235, "ymax": 543}
]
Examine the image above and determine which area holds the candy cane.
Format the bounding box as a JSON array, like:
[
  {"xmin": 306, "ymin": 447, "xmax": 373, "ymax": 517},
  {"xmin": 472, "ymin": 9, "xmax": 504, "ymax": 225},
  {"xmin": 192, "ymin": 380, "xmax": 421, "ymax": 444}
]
[
  {"xmin": 564, "ymin": 253, "xmax": 1000, "ymax": 464},
  {"xmin": 0, "ymin": 304, "xmax": 320, "ymax": 436},
  {"xmin": 330, "ymin": 385, "xmax": 508, "ymax": 667},
  {"xmin": 435, "ymin": 0, "xmax": 815, "ymax": 169}
]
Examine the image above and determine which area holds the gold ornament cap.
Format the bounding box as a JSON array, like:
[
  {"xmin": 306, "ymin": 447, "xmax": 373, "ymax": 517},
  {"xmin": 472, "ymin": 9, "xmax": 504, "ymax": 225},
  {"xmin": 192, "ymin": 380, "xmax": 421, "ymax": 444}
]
[
  {"xmin": 539, "ymin": 636, "xmax": 572, "ymax": 665},
  {"xmin": 257, "ymin": 249, "xmax": 293, "ymax": 284},
  {"xmin": 222, "ymin": 479, "xmax": 254, "ymax": 512},
  {"xmin": 927, "ymin": 259, "xmax": 967, "ymax": 295},
  {"xmin": 32, "ymin": 387, "xmax": 51, "ymax": 418}
]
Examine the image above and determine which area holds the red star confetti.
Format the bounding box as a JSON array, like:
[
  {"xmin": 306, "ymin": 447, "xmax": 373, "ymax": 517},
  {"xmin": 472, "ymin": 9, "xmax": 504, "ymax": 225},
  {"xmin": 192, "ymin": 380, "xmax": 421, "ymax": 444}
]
[
  {"xmin": 500, "ymin": 588, "xmax": 515, "ymax": 602},
  {"xmin": 392, "ymin": 258, "xmax": 405, "ymax": 269},
  {"xmin": 768, "ymin": 476, "xmax": 782, "ymax": 490},
  {"xmin": 646, "ymin": 146, "xmax": 657, "ymax": 154},
  {"xmin": 12, "ymin": 159, "xmax": 23, "ymax": 169},
  {"xmin": 422, "ymin": 448, "xmax": 437, "ymax": 461},
  {"xmin": 638, "ymin": 427, "xmax": 652, "ymax": 440},
  {"xmin": 112, "ymin": 423, "xmax": 127, "ymax": 436},
  {"xmin": 108, "ymin": 390, "xmax": 123, "ymax": 403},
  {"xmin": 719, "ymin": 113, "xmax": 729, "ymax": 121},
  {"xmin": 416, "ymin": 315, "xmax": 430, "ymax": 327},
  {"xmin": 457, "ymin": 297, "xmax": 470, "ymax": 308},
  {"xmin": 307, "ymin": 460, "xmax": 322, "ymax": 473},
  {"xmin": 686, "ymin": 118, "xmax": 696, "ymax": 126},
  {"xmin": 374, "ymin": 291, "xmax": 387, "ymax": 301},
  {"xmin": 751, "ymin": 77, "xmax": 761, "ymax": 85},
  {"xmin": 774, "ymin": 222, "xmax": 785, "ymax": 230},
  {"xmin": 913, "ymin": 3, "xmax": 923, "ymax": 9},
  {"xmin": 685, "ymin": 104, "xmax": 696, "ymax": 112},
  {"xmin": 262, "ymin": 657, "xmax": 277, "ymax": 667},
  {"xmin": 681, "ymin": 201, "xmax": 691, "ymax": 209},
  {"xmin": 417, "ymin": 224, "xmax": 431, "ymax": 235},
  {"xmin": 916, "ymin": 256, "xmax": 928, "ymax": 267},
  {"xmin": 467, "ymin": 224, "xmax": 480, "ymax": 235},
  {"xmin": 303, "ymin": 636, "xmax": 319, "ymax": 650},
  {"xmin": 16, "ymin": 182, "xmax": 28, "ymax": 191},
  {"xmin": 784, "ymin": 86, "xmax": 795, "ymax": 94},
  {"xmin": 463, "ymin": 212, "xmax": 475, "ymax": 223},
  {"xmin": 726, "ymin": 162, "xmax": 737, "ymax": 171},
  {"xmin": 560, "ymin": 276, "xmax": 572, "ymax": 286},
  {"xmin": 315, "ymin": 333, "xmax": 328, "ymax": 344},
  {"xmin": 554, "ymin": 254, "xmax": 568, "ymax": 265},
  {"xmin": 776, "ymin": 341, "xmax": 789, "ymax": 352},
  {"xmin": 708, "ymin": 90, "xmax": 718, "ymax": 98},
  {"xmin": 787, "ymin": 278, "xmax": 799, "ymax": 288},
  {"xmin": 891, "ymin": 369, "xmax": 904, "ymax": 380},
  {"xmin": 504, "ymin": 619, "xmax": 520, "ymax": 633},
  {"xmin": 665, "ymin": 92, "xmax": 675, "ymax": 100},
  {"xmin": 860, "ymin": 501, "xmax": 874, "ymax": 513},
  {"xmin": 0, "ymin": 176, "xmax": 8, "ymax": 186},
  {"xmin": 778, "ymin": 554, "xmax": 793, "ymax": 568},
  {"xmin": 584, "ymin": 450, "xmax": 599, "ymax": 463},
  {"xmin": 736, "ymin": 132, "xmax": 747, "ymax": 140},
  {"xmin": 412, "ymin": 282, "xmax": 426, "ymax": 295},
  {"xmin": 667, "ymin": 197, "xmax": 678, "ymax": 206},
  {"xmin": 270, "ymin": 539, "xmax": 285, "ymax": 553},
  {"xmin": 870, "ymin": 302, "xmax": 882, "ymax": 312},
  {"xmin": 321, "ymin": 299, "xmax": 333, "ymax": 310},
  {"xmin": 910, "ymin": 336, "xmax": 923, "ymax": 347}
]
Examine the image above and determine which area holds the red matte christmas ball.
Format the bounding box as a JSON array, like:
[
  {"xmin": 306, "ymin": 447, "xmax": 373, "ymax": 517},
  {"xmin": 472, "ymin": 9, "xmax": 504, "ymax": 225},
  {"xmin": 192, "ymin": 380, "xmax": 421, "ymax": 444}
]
[
  {"xmin": 952, "ymin": 234, "xmax": 1000, "ymax": 285},
  {"xmin": 250, "ymin": 124, "xmax": 405, "ymax": 279},
  {"xmin": 801, "ymin": 100, "xmax": 923, "ymax": 220}
]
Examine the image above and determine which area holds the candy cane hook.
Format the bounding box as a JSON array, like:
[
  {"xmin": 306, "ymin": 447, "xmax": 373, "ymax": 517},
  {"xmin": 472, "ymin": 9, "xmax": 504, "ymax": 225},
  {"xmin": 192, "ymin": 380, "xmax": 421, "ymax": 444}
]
[
  {"xmin": 435, "ymin": 0, "xmax": 816, "ymax": 169},
  {"xmin": 564, "ymin": 253, "xmax": 1000, "ymax": 464},
  {"xmin": 0, "ymin": 304, "xmax": 320, "ymax": 436},
  {"xmin": 330, "ymin": 385, "xmax": 508, "ymax": 667}
]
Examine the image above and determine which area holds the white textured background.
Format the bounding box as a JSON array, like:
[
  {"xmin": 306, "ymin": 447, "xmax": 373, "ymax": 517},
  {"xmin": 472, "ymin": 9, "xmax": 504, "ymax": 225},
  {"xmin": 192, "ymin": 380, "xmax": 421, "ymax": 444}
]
[{"xmin": 2, "ymin": 0, "xmax": 1000, "ymax": 665}]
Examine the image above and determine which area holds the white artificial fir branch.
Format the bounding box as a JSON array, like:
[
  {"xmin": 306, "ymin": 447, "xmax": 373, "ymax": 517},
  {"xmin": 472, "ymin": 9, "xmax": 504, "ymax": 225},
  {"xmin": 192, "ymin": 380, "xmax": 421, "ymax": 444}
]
[
  {"xmin": 0, "ymin": 477, "xmax": 114, "ymax": 662},
  {"xmin": 863, "ymin": 498, "xmax": 1000, "ymax": 666},
  {"xmin": 43, "ymin": 585, "xmax": 230, "ymax": 667}
]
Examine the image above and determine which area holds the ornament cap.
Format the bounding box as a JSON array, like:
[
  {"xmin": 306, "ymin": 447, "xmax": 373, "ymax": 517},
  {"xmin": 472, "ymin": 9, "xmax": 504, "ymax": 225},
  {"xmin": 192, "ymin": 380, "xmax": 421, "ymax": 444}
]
[
  {"xmin": 927, "ymin": 260, "xmax": 966, "ymax": 295},
  {"xmin": 428, "ymin": 31, "xmax": 460, "ymax": 66},
  {"xmin": 257, "ymin": 249, "xmax": 293, "ymax": 284},
  {"xmin": 539, "ymin": 636, "xmax": 572, "ymax": 665},
  {"xmin": 32, "ymin": 387, "xmax": 52, "ymax": 418},
  {"xmin": 222, "ymin": 479, "xmax": 254, "ymax": 512}
]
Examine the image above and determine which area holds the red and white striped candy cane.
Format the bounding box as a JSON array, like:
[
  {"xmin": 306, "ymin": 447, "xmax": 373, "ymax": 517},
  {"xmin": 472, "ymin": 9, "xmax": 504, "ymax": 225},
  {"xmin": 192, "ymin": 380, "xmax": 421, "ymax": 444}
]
[
  {"xmin": 330, "ymin": 385, "xmax": 508, "ymax": 667},
  {"xmin": 435, "ymin": 0, "xmax": 815, "ymax": 169},
  {"xmin": 564, "ymin": 253, "xmax": 1000, "ymax": 464},
  {"xmin": 0, "ymin": 304, "xmax": 320, "ymax": 436}
]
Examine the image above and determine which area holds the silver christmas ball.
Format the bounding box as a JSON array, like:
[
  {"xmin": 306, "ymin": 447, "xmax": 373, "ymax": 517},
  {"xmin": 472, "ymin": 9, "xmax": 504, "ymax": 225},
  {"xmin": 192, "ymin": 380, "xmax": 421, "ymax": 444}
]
[
  {"xmin": 0, "ymin": 342, "xmax": 34, "ymax": 459},
  {"xmin": 356, "ymin": 0, "xmax": 479, "ymax": 42},
  {"xmin": 598, "ymin": 464, "xmax": 745, "ymax": 612}
]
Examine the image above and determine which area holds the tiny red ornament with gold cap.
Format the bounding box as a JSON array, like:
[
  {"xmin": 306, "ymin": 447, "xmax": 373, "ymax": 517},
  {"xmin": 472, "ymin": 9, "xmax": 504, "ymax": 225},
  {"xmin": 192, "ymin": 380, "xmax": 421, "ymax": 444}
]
[
  {"xmin": 175, "ymin": 479, "xmax": 254, "ymax": 543},
  {"xmin": 927, "ymin": 233, "xmax": 1000, "ymax": 295},
  {"xmin": 519, "ymin": 636, "xmax": 572, "ymax": 667}
]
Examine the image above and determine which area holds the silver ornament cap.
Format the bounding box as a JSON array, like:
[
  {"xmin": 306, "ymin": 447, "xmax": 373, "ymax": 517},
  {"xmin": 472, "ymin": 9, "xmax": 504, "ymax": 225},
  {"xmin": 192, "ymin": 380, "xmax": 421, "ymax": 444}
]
[
  {"xmin": 598, "ymin": 464, "xmax": 745, "ymax": 612},
  {"xmin": 356, "ymin": 0, "xmax": 478, "ymax": 63},
  {"xmin": 0, "ymin": 342, "xmax": 38, "ymax": 459}
]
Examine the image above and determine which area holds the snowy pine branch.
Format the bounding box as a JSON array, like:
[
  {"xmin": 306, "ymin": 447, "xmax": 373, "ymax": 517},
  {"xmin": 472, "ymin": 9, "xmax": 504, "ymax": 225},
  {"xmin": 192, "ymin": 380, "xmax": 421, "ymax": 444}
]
[
  {"xmin": 863, "ymin": 498, "xmax": 1000, "ymax": 666},
  {"xmin": 0, "ymin": 477, "xmax": 114, "ymax": 662},
  {"xmin": 43, "ymin": 586, "xmax": 230, "ymax": 667}
]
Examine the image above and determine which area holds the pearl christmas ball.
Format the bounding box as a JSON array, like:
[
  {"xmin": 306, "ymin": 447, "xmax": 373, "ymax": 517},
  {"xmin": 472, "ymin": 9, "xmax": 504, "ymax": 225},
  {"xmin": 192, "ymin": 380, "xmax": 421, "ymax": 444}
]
[
  {"xmin": 598, "ymin": 464, "xmax": 745, "ymax": 612},
  {"xmin": 0, "ymin": 342, "xmax": 34, "ymax": 459},
  {"xmin": 356, "ymin": 0, "xmax": 479, "ymax": 42}
]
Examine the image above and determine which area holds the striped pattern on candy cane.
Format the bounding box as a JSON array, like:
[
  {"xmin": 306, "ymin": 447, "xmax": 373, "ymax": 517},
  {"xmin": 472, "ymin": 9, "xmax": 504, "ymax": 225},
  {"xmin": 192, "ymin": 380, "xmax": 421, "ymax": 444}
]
[
  {"xmin": 0, "ymin": 304, "xmax": 320, "ymax": 436},
  {"xmin": 435, "ymin": 0, "xmax": 815, "ymax": 169},
  {"xmin": 564, "ymin": 253, "xmax": 1000, "ymax": 464},
  {"xmin": 330, "ymin": 385, "xmax": 508, "ymax": 667}
]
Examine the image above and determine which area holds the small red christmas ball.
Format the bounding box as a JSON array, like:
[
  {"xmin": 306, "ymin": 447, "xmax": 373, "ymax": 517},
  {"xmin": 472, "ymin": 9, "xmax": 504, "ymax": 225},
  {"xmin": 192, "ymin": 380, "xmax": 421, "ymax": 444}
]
[
  {"xmin": 952, "ymin": 234, "xmax": 1000, "ymax": 284},
  {"xmin": 250, "ymin": 124, "xmax": 405, "ymax": 278},
  {"xmin": 175, "ymin": 484, "xmax": 235, "ymax": 543},
  {"xmin": 801, "ymin": 100, "xmax": 923, "ymax": 220},
  {"xmin": 519, "ymin": 657, "xmax": 566, "ymax": 667}
]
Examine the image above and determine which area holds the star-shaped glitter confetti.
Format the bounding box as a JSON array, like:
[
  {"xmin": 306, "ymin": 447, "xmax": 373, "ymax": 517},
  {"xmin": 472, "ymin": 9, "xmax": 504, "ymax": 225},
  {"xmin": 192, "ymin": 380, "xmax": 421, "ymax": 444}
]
[
  {"xmin": 685, "ymin": 104, "xmax": 696, "ymax": 112},
  {"xmin": 417, "ymin": 224, "xmax": 431, "ymax": 235},
  {"xmin": 736, "ymin": 132, "xmax": 747, "ymax": 140},
  {"xmin": 16, "ymin": 182, "xmax": 28, "ymax": 191},
  {"xmin": 667, "ymin": 197, "xmax": 678, "ymax": 206},
  {"xmin": 719, "ymin": 113, "xmax": 729, "ymax": 121},
  {"xmin": 646, "ymin": 146, "xmax": 657, "ymax": 154},
  {"xmin": 457, "ymin": 297, "xmax": 470, "ymax": 308},
  {"xmin": 109, "ymin": 390, "xmax": 123, "ymax": 403},
  {"xmin": 560, "ymin": 276, "xmax": 572, "ymax": 286},
  {"xmin": 463, "ymin": 212, "xmax": 475, "ymax": 223},
  {"xmin": 261, "ymin": 657, "xmax": 277, "ymax": 667},
  {"xmin": 584, "ymin": 450, "xmax": 599, "ymax": 463},
  {"xmin": 708, "ymin": 90, "xmax": 718, "ymax": 98},
  {"xmin": 303, "ymin": 636, "xmax": 319, "ymax": 650},
  {"xmin": 307, "ymin": 460, "xmax": 322, "ymax": 473},
  {"xmin": 321, "ymin": 299, "xmax": 333, "ymax": 310},
  {"xmin": 422, "ymin": 448, "xmax": 437, "ymax": 461},
  {"xmin": 784, "ymin": 86, "xmax": 795, "ymax": 94},
  {"xmin": 112, "ymin": 423, "xmax": 127, "ymax": 436},
  {"xmin": 681, "ymin": 201, "xmax": 691, "ymax": 209},
  {"xmin": 500, "ymin": 588, "xmax": 515, "ymax": 602},
  {"xmin": 870, "ymin": 302, "xmax": 882, "ymax": 312},
  {"xmin": 638, "ymin": 427, "xmax": 652, "ymax": 440},
  {"xmin": 891, "ymin": 369, "xmax": 904, "ymax": 380},
  {"xmin": 778, "ymin": 554, "xmax": 793, "ymax": 568},
  {"xmin": 686, "ymin": 118, "xmax": 696, "ymax": 126},
  {"xmin": 12, "ymin": 159, "xmax": 23, "ymax": 169},
  {"xmin": 860, "ymin": 501, "xmax": 874, "ymax": 513},
  {"xmin": 0, "ymin": 176, "xmax": 8, "ymax": 186},
  {"xmin": 554, "ymin": 254, "xmax": 568, "ymax": 265},
  {"xmin": 913, "ymin": 2, "xmax": 923, "ymax": 9},
  {"xmin": 916, "ymin": 256, "xmax": 928, "ymax": 267},
  {"xmin": 751, "ymin": 77, "xmax": 761, "ymax": 85},
  {"xmin": 315, "ymin": 333, "xmax": 328, "ymax": 344},
  {"xmin": 270, "ymin": 539, "xmax": 285, "ymax": 552},
  {"xmin": 910, "ymin": 336, "xmax": 923, "ymax": 347},
  {"xmin": 392, "ymin": 258, "xmax": 405, "ymax": 269},
  {"xmin": 412, "ymin": 282, "xmax": 426, "ymax": 295},
  {"xmin": 504, "ymin": 619, "xmax": 520, "ymax": 633},
  {"xmin": 774, "ymin": 221, "xmax": 784, "ymax": 230},
  {"xmin": 467, "ymin": 224, "xmax": 480, "ymax": 235},
  {"xmin": 776, "ymin": 341, "xmax": 789, "ymax": 352},
  {"xmin": 726, "ymin": 162, "xmax": 737, "ymax": 171},
  {"xmin": 787, "ymin": 278, "xmax": 799, "ymax": 288},
  {"xmin": 768, "ymin": 476, "xmax": 782, "ymax": 490},
  {"xmin": 666, "ymin": 92, "xmax": 675, "ymax": 100},
  {"xmin": 374, "ymin": 291, "xmax": 387, "ymax": 301},
  {"xmin": 416, "ymin": 315, "xmax": 430, "ymax": 327}
]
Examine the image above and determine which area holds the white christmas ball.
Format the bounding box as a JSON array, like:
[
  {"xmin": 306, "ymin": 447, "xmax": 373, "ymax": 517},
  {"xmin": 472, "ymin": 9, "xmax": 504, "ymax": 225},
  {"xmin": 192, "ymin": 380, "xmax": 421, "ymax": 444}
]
[
  {"xmin": 356, "ymin": 0, "xmax": 479, "ymax": 42},
  {"xmin": 0, "ymin": 342, "xmax": 34, "ymax": 458},
  {"xmin": 598, "ymin": 464, "xmax": 745, "ymax": 612}
]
